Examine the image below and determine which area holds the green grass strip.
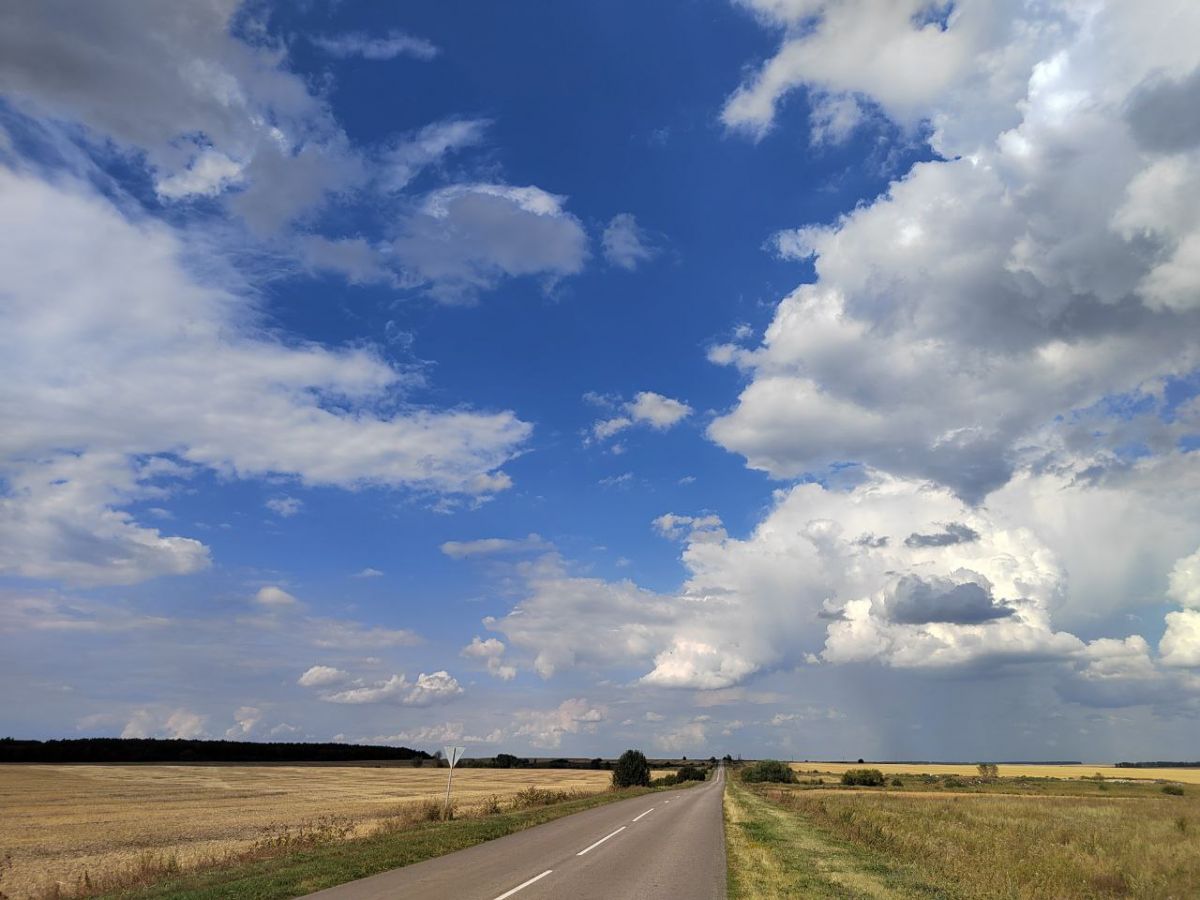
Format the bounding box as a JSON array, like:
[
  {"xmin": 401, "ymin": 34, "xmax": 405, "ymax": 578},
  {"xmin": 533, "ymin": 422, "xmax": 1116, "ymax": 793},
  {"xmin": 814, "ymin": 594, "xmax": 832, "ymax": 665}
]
[{"xmin": 725, "ymin": 779, "xmax": 951, "ymax": 900}]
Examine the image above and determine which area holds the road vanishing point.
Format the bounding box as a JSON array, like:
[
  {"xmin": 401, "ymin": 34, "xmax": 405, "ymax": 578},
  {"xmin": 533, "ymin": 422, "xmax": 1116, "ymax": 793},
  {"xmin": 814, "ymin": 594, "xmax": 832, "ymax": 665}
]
[{"xmin": 302, "ymin": 765, "xmax": 726, "ymax": 900}]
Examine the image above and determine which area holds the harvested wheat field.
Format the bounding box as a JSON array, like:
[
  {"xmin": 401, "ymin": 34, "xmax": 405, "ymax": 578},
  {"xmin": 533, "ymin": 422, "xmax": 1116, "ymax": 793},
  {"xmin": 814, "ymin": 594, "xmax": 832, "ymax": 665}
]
[
  {"xmin": 752, "ymin": 782, "xmax": 1200, "ymax": 898},
  {"xmin": 0, "ymin": 765, "xmax": 613, "ymax": 898},
  {"xmin": 794, "ymin": 761, "xmax": 1200, "ymax": 783}
]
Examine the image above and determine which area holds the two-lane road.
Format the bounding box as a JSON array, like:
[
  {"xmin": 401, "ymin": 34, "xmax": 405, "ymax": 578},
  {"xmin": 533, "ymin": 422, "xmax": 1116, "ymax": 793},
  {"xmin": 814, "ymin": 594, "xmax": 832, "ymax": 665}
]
[{"xmin": 304, "ymin": 766, "xmax": 726, "ymax": 900}]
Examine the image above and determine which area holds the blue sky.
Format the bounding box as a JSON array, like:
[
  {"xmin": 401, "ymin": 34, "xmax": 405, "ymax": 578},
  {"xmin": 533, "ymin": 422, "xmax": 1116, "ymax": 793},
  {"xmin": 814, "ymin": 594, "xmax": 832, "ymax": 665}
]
[{"xmin": 2, "ymin": 0, "xmax": 1200, "ymax": 759}]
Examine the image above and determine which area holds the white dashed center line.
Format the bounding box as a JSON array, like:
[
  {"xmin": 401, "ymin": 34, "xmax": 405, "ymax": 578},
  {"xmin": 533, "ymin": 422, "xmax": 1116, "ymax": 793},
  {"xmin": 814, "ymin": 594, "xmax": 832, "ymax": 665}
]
[
  {"xmin": 632, "ymin": 807, "xmax": 655, "ymax": 822},
  {"xmin": 576, "ymin": 825, "xmax": 626, "ymax": 856},
  {"xmin": 491, "ymin": 869, "xmax": 553, "ymax": 900}
]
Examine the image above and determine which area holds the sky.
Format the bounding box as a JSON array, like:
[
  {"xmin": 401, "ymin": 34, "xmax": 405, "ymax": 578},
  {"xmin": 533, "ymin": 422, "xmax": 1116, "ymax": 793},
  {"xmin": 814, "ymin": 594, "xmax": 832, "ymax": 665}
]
[{"xmin": 1, "ymin": 0, "xmax": 1199, "ymax": 761}]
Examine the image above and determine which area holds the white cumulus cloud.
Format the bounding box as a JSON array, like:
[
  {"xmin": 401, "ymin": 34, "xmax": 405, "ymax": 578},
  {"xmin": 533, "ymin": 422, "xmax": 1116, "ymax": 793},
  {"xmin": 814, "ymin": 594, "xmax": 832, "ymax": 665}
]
[
  {"xmin": 461, "ymin": 636, "xmax": 517, "ymax": 680},
  {"xmin": 121, "ymin": 707, "xmax": 207, "ymax": 740},
  {"xmin": 254, "ymin": 586, "xmax": 299, "ymax": 608},
  {"xmin": 297, "ymin": 665, "xmax": 350, "ymax": 688},
  {"xmin": 512, "ymin": 698, "xmax": 606, "ymax": 749},
  {"xmin": 487, "ymin": 469, "xmax": 1200, "ymax": 704},
  {"xmin": 713, "ymin": 0, "xmax": 1200, "ymax": 501},
  {"xmin": 0, "ymin": 169, "xmax": 529, "ymax": 585},
  {"xmin": 317, "ymin": 671, "xmax": 464, "ymax": 707},
  {"xmin": 588, "ymin": 391, "xmax": 692, "ymax": 443},
  {"xmin": 394, "ymin": 184, "xmax": 589, "ymax": 303}
]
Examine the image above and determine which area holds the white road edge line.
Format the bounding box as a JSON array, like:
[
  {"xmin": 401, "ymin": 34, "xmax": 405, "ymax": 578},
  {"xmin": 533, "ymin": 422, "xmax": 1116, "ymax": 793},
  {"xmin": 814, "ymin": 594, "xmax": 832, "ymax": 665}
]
[
  {"xmin": 576, "ymin": 825, "xmax": 626, "ymax": 856},
  {"xmin": 632, "ymin": 807, "xmax": 655, "ymax": 822},
  {"xmin": 492, "ymin": 869, "xmax": 553, "ymax": 900}
]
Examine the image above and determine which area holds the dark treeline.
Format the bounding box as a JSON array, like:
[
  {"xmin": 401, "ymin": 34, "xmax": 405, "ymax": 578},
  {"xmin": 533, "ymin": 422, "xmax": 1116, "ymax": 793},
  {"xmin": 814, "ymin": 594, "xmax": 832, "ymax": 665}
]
[
  {"xmin": 459, "ymin": 755, "xmax": 718, "ymax": 770},
  {"xmin": 459, "ymin": 754, "xmax": 611, "ymax": 770},
  {"xmin": 796, "ymin": 759, "xmax": 1083, "ymax": 765},
  {"xmin": 0, "ymin": 737, "xmax": 430, "ymax": 764},
  {"xmin": 1116, "ymin": 761, "xmax": 1200, "ymax": 768}
]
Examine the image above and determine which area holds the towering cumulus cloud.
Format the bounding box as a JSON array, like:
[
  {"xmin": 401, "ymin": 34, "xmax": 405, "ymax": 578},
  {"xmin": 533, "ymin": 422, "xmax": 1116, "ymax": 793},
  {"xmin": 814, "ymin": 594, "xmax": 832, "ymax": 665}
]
[
  {"xmin": 479, "ymin": 1, "xmax": 1200, "ymax": 715},
  {"xmin": 715, "ymin": 0, "xmax": 1200, "ymax": 500},
  {"xmin": 703, "ymin": 0, "xmax": 1200, "ymax": 693}
]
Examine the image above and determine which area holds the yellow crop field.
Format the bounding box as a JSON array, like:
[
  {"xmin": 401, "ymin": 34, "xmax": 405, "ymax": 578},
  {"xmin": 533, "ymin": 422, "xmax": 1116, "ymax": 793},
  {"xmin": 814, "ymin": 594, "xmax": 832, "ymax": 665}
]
[
  {"xmin": 0, "ymin": 765, "xmax": 613, "ymax": 898},
  {"xmin": 792, "ymin": 761, "xmax": 1200, "ymax": 783},
  {"xmin": 740, "ymin": 781, "xmax": 1200, "ymax": 898}
]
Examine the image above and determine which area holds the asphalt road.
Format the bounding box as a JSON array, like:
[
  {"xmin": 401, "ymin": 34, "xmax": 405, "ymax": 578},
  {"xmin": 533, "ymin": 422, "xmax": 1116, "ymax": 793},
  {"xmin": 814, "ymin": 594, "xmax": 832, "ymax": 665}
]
[{"xmin": 302, "ymin": 765, "xmax": 726, "ymax": 900}]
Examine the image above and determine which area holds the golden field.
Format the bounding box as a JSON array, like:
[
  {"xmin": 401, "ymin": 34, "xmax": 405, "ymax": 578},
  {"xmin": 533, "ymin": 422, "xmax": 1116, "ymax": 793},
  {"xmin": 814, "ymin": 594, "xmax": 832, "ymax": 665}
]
[
  {"xmin": 793, "ymin": 761, "xmax": 1200, "ymax": 783},
  {"xmin": 749, "ymin": 780, "xmax": 1200, "ymax": 898},
  {"xmin": 0, "ymin": 765, "xmax": 614, "ymax": 899}
]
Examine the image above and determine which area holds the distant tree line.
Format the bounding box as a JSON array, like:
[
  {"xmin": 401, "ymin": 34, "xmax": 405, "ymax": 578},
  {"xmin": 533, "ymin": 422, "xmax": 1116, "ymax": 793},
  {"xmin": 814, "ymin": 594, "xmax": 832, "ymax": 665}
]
[
  {"xmin": 0, "ymin": 737, "xmax": 430, "ymax": 764},
  {"xmin": 461, "ymin": 754, "xmax": 714, "ymax": 770},
  {"xmin": 460, "ymin": 754, "xmax": 614, "ymax": 769},
  {"xmin": 1116, "ymin": 761, "xmax": 1200, "ymax": 768}
]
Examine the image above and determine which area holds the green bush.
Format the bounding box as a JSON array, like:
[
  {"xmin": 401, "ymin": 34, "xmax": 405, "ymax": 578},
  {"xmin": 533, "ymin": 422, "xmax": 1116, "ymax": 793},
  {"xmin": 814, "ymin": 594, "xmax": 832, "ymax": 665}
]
[
  {"xmin": 741, "ymin": 760, "xmax": 798, "ymax": 783},
  {"xmin": 676, "ymin": 764, "xmax": 707, "ymax": 782},
  {"xmin": 1162, "ymin": 784, "xmax": 1185, "ymax": 796},
  {"xmin": 612, "ymin": 749, "xmax": 651, "ymax": 788},
  {"xmin": 511, "ymin": 787, "xmax": 579, "ymax": 809},
  {"xmin": 841, "ymin": 768, "xmax": 885, "ymax": 787},
  {"xmin": 890, "ymin": 777, "xmax": 904, "ymax": 787}
]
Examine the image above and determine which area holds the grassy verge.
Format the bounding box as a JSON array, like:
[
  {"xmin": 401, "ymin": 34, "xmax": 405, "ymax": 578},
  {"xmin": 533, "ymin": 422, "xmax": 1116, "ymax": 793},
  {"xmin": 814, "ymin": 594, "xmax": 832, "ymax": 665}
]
[
  {"xmin": 724, "ymin": 778, "xmax": 948, "ymax": 899},
  {"xmin": 93, "ymin": 784, "xmax": 684, "ymax": 900}
]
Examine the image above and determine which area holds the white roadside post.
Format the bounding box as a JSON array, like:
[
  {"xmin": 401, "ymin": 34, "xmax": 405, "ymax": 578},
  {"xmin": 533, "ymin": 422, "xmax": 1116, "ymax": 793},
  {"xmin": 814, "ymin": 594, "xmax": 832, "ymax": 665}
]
[{"xmin": 443, "ymin": 745, "xmax": 465, "ymax": 816}]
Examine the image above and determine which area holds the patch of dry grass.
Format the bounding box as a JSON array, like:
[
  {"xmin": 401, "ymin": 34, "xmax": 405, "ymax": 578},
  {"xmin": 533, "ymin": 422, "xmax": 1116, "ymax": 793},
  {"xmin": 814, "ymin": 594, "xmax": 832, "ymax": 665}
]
[
  {"xmin": 793, "ymin": 762, "xmax": 1200, "ymax": 784},
  {"xmin": 759, "ymin": 781, "xmax": 1200, "ymax": 898},
  {"xmin": 0, "ymin": 765, "xmax": 612, "ymax": 899}
]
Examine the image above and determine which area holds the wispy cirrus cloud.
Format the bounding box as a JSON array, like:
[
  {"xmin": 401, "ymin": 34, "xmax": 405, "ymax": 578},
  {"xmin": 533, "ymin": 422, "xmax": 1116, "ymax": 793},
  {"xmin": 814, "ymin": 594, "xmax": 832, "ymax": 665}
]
[
  {"xmin": 440, "ymin": 534, "xmax": 550, "ymax": 559},
  {"xmin": 311, "ymin": 30, "xmax": 439, "ymax": 62},
  {"xmin": 602, "ymin": 213, "xmax": 659, "ymax": 270}
]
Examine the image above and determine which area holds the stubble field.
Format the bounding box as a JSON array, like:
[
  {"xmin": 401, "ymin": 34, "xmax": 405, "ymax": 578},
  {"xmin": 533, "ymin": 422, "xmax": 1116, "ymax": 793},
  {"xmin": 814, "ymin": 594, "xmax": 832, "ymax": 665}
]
[
  {"xmin": 0, "ymin": 764, "xmax": 614, "ymax": 898},
  {"xmin": 727, "ymin": 764, "xmax": 1200, "ymax": 898},
  {"xmin": 793, "ymin": 761, "xmax": 1200, "ymax": 783}
]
